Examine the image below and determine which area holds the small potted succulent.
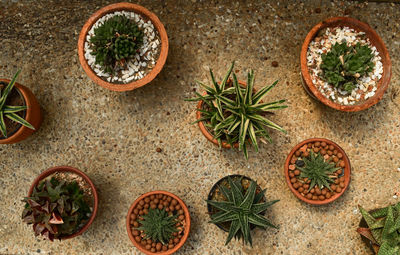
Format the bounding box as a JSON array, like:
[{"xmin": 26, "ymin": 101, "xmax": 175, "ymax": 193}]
[
  {"xmin": 357, "ymin": 203, "xmax": 400, "ymax": 255},
  {"xmin": 126, "ymin": 191, "xmax": 191, "ymax": 254},
  {"xmin": 206, "ymin": 175, "xmax": 279, "ymax": 246},
  {"xmin": 301, "ymin": 17, "xmax": 391, "ymax": 111},
  {"xmin": 284, "ymin": 138, "xmax": 351, "ymax": 205},
  {"xmin": 22, "ymin": 166, "xmax": 98, "ymax": 241},
  {"xmin": 0, "ymin": 70, "xmax": 42, "ymax": 144},
  {"xmin": 186, "ymin": 61, "xmax": 287, "ymax": 159},
  {"xmin": 78, "ymin": 2, "xmax": 168, "ymax": 91}
]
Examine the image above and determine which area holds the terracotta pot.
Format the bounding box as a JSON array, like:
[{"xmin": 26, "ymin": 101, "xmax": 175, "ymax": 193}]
[
  {"xmin": 284, "ymin": 138, "xmax": 351, "ymax": 205},
  {"xmin": 207, "ymin": 175, "xmax": 265, "ymax": 232},
  {"xmin": 196, "ymin": 80, "xmax": 246, "ymax": 149},
  {"xmin": 0, "ymin": 79, "xmax": 42, "ymax": 144},
  {"xmin": 357, "ymin": 209, "xmax": 380, "ymax": 254},
  {"xmin": 300, "ymin": 17, "xmax": 391, "ymax": 112},
  {"xmin": 126, "ymin": 190, "xmax": 191, "ymax": 255},
  {"xmin": 27, "ymin": 166, "xmax": 99, "ymax": 240},
  {"xmin": 78, "ymin": 2, "xmax": 169, "ymax": 92}
]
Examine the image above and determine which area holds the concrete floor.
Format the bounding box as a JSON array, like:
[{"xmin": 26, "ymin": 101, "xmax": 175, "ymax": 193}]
[{"xmin": 0, "ymin": 0, "xmax": 399, "ymax": 254}]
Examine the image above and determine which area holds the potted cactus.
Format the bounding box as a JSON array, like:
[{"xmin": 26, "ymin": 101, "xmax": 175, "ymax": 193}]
[
  {"xmin": 126, "ymin": 191, "xmax": 191, "ymax": 254},
  {"xmin": 284, "ymin": 138, "xmax": 351, "ymax": 205},
  {"xmin": 22, "ymin": 166, "xmax": 98, "ymax": 241},
  {"xmin": 78, "ymin": 2, "xmax": 168, "ymax": 91},
  {"xmin": 357, "ymin": 203, "xmax": 400, "ymax": 255},
  {"xmin": 186, "ymin": 61, "xmax": 287, "ymax": 159},
  {"xmin": 0, "ymin": 70, "xmax": 42, "ymax": 144},
  {"xmin": 206, "ymin": 175, "xmax": 279, "ymax": 246}
]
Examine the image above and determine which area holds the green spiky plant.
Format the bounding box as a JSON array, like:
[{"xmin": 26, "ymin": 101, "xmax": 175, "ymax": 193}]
[
  {"xmin": 89, "ymin": 15, "xmax": 144, "ymax": 74},
  {"xmin": 186, "ymin": 62, "xmax": 287, "ymax": 159},
  {"xmin": 357, "ymin": 203, "xmax": 400, "ymax": 255},
  {"xmin": 22, "ymin": 177, "xmax": 91, "ymax": 241},
  {"xmin": 298, "ymin": 151, "xmax": 340, "ymax": 192},
  {"xmin": 206, "ymin": 177, "xmax": 279, "ymax": 246},
  {"xmin": 320, "ymin": 41, "xmax": 375, "ymax": 93},
  {"xmin": 0, "ymin": 70, "xmax": 35, "ymax": 138},
  {"xmin": 136, "ymin": 208, "xmax": 178, "ymax": 245}
]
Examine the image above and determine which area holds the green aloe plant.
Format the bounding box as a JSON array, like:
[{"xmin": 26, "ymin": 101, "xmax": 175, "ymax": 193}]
[
  {"xmin": 0, "ymin": 70, "xmax": 35, "ymax": 138},
  {"xmin": 136, "ymin": 208, "xmax": 178, "ymax": 245},
  {"xmin": 207, "ymin": 177, "xmax": 279, "ymax": 246},
  {"xmin": 320, "ymin": 41, "xmax": 374, "ymax": 93},
  {"xmin": 298, "ymin": 151, "xmax": 340, "ymax": 192},
  {"xmin": 22, "ymin": 177, "xmax": 91, "ymax": 241},
  {"xmin": 358, "ymin": 203, "xmax": 400, "ymax": 255},
  {"xmin": 186, "ymin": 62, "xmax": 287, "ymax": 159}
]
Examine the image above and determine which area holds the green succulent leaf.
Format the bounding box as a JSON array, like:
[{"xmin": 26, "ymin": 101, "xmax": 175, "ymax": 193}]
[{"xmin": 5, "ymin": 112, "xmax": 35, "ymax": 130}]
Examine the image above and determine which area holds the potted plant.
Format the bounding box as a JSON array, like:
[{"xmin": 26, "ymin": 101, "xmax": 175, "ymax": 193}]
[
  {"xmin": 284, "ymin": 138, "xmax": 351, "ymax": 205},
  {"xmin": 22, "ymin": 166, "xmax": 99, "ymax": 241},
  {"xmin": 126, "ymin": 191, "xmax": 191, "ymax": 254},
  {"xmin": 300, "ymin": 17, "xmax": 391, "ymax": 112},
  {"xmin": 0, "ymin": 70, "xmax": 42, "ymax": 144},
  {"xmin": 186, "ymin": 61, "xmax": 287, "ymax": 159},
  {"xmin": 357, "ymin": 203, "xmax": 400, "ymax": 254},
  {"xmin": 78, "ymin": 2, "xmax": 168, "ymax": 92},
  {"xmin": 206, "ymin": 175, "xmax": 279, "ymax": 246}
]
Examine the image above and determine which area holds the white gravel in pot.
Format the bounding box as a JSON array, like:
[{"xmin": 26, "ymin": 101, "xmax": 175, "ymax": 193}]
[
  {"xmin": 84, "ymin": 10, "xmax": 161, "ymax": 84},
  {"xmin": 307, "ymin": 26, "xmax": 383, "ymax": 105}
]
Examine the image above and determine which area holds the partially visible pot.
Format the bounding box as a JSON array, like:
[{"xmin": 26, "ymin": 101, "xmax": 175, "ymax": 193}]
[
  {"xmin": 0, "ymin": 79, "xmax": 42, "ymax": 144},
  {"xmin": 27, "ymin": 166, "xmax": 99, "ymax": 240}
]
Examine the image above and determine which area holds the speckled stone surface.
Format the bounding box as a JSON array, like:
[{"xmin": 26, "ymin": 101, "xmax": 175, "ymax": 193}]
[{"xmin": 0, "ymin": 0, "xmax": 399, "ymax": 254}]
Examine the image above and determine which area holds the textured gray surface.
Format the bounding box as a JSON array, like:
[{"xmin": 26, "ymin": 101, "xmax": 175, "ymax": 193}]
[{"xmin": 0, "ymin": 0, "xmax": 399, "ymax": 254}]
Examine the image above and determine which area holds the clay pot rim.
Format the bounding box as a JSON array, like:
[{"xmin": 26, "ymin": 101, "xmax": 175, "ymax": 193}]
[
  {"xmin": 27, "ymin": 166, "xmax": 99, "ymax": 240},
  {"xmin": 196, "ymin": 80, "xmax": 247, "ymax": 149},
  {"xmin": 300, "ymin": 16, "xmax": 392, "ymax": 112},
  {"xmin": 284, "ymin": 138, "xmax": 351, "ymax": 205},
  {"xmin": 0, "ymin": 79, "xmax": 29, "ymax": 142},
  {"xmin": 126, "ymin": 190, "xmax": 191, "ymax": 255},
  {"xmin": 206, "ymin": 174, "xmax": 265, "ymax": 232},
  {"xmin": 78, "ymin": 2, "xmax": 169, "ymax": 92}
]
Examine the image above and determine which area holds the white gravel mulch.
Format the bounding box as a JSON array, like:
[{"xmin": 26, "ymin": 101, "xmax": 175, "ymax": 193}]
[
  {"xmin": 307, "ymin": 26, "xmax": 383, "ymax": 105},
  {"xmin": 84, "ymin": 11, "xmax": 161, "ymax": 84}
]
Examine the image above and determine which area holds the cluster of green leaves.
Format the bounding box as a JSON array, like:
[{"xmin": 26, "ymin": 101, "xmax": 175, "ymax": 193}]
[
  {"xmin": 0, "ymin": 70, "xmax": 34, "ymax": 138},
  {"xmin": 320, "ymin": 41, "xmax": 374, "ymax": 93},
  {"xmin": 358, "ymin": 203, "xmax": 400, "ymax": 255},
  {"xmin": 298, "ymin": 151, "xmax": 340, "ymax": 191},
  {"xmin": 186, "ymin": 62, "xmax": 287, "ymax": 159},
  {"xmin": 89, "ymin": 15, "xmax": 144, "ymax": 74},
  {"xmin": 136, "ymin": 208, "xmax": 178, "ymax": 245},
  {"xmin": 22, "ymin": 177, "xmax": 91, "ymax": 241},
  {"xmin": 207, "ymin": 177, "xmax": 279, "ymax": 246}
]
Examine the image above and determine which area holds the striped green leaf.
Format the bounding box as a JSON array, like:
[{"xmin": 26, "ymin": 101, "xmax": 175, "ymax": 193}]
[
  {"xmin": 0, "ymin": 70, "xmax": 21, "ymax": 109},
  {"xmin": 5, "ymin": 112, "xmax": 35, "ymax": 130},
  {"xmin": 0, "ymin": 111, "xmax": 7, "ymax": 137}
]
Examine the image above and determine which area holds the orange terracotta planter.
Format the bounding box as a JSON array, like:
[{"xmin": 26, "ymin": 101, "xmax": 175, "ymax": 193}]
[
  {"xmin": 0, "ymin": 79, "xmax": 42, "ymax": 144},
  {"xmin": 126, "ymin": 190, "xmax": 191, "ymax": 255},
  {"xmin": 300, "ymin": 17, "xmax": 391, "ymax": 112},
  {"xmin": 27, "ymin": 166, "xmax": 99, "ymax": 240},
  {"xmin": 78, "ymin": 2, "xmax": 169, "ymax": 92},
  {"xmin": 284, "ymin": 138, "xmax": 351, "ymax": 205},
  {"xmin": 196, "ymin": 80, "xmax": 246, "ymax": 149}
]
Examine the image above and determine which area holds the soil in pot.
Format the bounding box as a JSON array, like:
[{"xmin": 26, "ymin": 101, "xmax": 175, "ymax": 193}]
[
  {"xmin": 128, "ymin": 193, "xmax": 187, "ymax": 253},
  {"xmin": 84, "ymin": 10, "xmax": 161, "ymax": 84},
  {"xmin": 0, "ymin": 81, "xmax": 26, "ymax": 139},
  {"xmin": 207, "ymin": 175, "xmax": 265, "ymax": 231},
  {"xmin": 288, "ymin": 141, "xmax": 347, "ymax": 202},
  {"xmin": 307, "ymin": 26, "xmax": 383, "ymax": 106}
]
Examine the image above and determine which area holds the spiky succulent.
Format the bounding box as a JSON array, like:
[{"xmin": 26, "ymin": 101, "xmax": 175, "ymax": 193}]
[
  {"xmin": 207, "ymin": 177, "xmax": 279, "ymax": 246},
  {"xmin": 89, "ymin": 15, "xmax": 144, "ymax": 74},
  {"xmin": 320, "ymin": 41, "xmax": 374, "ymax": 93},
  {"xmin": 358, "ymin": 203, "xmax": 400, "ymax": 255},
  {"xmin": 186, "ymin": 61, "xmax": 287, "ymax": 159},
  {"xmin": 22, "ymin": 177, "xmax": 91, "ymax": 241},
  {"xmin": 0, "ymin": 70, "xmax": 34, "ymax": 138},
  {"xmin": 298, "ymin": 151, "xmax": 340, "ymax": 192},
  {"xmin": 136, "ymin": 208, "xmax": 178, "ymax": 245}
]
